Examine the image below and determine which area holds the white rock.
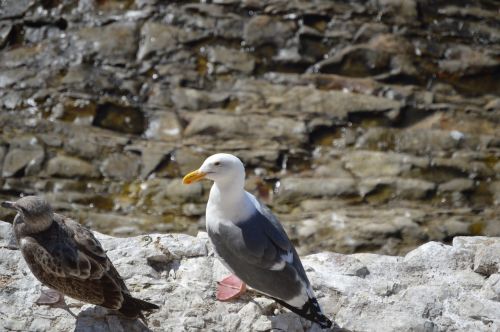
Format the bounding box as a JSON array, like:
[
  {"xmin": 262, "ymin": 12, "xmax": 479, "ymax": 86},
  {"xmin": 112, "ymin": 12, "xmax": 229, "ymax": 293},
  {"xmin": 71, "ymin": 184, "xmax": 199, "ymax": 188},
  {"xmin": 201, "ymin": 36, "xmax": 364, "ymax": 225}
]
[{"xmin": 0, "ymin": 224, "xmax": 499, "ymax": 332}]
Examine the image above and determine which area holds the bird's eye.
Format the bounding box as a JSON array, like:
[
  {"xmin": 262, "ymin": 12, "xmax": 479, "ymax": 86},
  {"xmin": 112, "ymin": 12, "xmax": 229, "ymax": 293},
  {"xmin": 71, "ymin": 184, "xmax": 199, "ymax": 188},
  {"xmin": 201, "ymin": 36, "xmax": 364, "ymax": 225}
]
[{"xmin": 214, "ymin": 161, "xmax": 221, "ymax": 166}]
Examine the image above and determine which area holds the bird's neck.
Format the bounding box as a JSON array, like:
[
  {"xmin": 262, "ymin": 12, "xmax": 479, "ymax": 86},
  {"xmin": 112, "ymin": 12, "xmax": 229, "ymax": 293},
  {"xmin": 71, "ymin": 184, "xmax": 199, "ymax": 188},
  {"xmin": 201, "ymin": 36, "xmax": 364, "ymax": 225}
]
[
  {"xmin": 14, "ymin": 214, "xmax": 53, "ymax": 237},
  {"xmin": 208, "ymin": 181, "xmax": 255, "ymax": 221}
]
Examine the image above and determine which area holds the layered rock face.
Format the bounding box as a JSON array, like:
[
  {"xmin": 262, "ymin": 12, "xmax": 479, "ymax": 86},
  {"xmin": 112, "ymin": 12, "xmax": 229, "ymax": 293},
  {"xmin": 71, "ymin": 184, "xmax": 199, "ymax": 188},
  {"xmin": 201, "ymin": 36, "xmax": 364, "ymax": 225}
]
[
  {"xmin": 0, "ymin": 224, "xmax": 499, "ymax": 331},
  {"xmin": 0, "ymin": 0, "xmax": 499, "ymax": 256}
]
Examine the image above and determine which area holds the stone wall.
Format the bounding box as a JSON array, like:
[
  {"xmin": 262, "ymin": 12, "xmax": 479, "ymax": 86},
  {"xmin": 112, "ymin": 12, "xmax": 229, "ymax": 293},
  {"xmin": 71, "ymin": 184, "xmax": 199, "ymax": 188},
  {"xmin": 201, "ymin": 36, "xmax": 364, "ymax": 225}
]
[{"xmin": 0, "ymin": 0, "xmax": 499, "ymax": 255}]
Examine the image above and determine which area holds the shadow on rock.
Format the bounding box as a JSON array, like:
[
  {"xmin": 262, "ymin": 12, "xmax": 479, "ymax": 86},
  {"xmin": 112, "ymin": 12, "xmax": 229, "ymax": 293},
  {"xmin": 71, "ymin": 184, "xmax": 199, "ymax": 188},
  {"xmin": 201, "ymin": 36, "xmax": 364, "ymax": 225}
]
[
  {"xmin": 75, "ymin": 306, "xmax": 151, "ymax": 332},
  {"xmin": 270, "ymin": 311, "xmax": 353, "ymax": 332}
]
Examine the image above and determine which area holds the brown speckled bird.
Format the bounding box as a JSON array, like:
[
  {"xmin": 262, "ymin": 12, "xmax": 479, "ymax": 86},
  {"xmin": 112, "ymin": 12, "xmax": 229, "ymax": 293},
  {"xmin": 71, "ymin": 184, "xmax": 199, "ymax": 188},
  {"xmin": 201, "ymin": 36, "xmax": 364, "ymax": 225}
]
[{"xmin": 1, "ymin": 196, "xmax": 158, "ymax": 320}]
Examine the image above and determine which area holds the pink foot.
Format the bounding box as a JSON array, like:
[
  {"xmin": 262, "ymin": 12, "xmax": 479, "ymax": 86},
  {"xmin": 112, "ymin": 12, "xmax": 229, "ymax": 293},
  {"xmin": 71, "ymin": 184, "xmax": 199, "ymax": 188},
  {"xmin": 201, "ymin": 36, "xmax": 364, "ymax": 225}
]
[{"xmin": 216, "ymin": 274, "xmax": 247, "ymax": 301}]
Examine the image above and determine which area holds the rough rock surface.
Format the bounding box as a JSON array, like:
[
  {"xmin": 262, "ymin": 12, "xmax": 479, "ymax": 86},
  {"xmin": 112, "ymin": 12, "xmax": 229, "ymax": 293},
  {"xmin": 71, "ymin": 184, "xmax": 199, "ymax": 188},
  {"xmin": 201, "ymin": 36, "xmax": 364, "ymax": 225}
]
[
  {"xmin": 0, "ymin": 0, "xmax": 498, "ymax": 257},
  {"xmin": 0, "ymin": 223, "xmax": 499, "ymax": 332}
]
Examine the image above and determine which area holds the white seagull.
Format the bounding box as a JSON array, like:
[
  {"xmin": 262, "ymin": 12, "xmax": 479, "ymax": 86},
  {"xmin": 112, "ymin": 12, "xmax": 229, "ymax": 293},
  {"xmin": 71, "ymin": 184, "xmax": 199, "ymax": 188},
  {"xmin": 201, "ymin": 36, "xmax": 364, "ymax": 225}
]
[{"xmin": 183, "ymin": 153, "xmax": 334, "ymax": 329}]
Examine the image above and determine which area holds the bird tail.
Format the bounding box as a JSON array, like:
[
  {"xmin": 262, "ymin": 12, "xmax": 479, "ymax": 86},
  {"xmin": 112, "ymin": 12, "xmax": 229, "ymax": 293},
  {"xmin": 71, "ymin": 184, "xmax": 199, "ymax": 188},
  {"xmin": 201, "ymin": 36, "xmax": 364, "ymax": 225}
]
[
  {"xmin": 119, "ymin": 294, "xmax": 159, "ymax": 323},
  {"xmin": 274, "ymin": 296, "xmax": 333, "ymax": 329}
]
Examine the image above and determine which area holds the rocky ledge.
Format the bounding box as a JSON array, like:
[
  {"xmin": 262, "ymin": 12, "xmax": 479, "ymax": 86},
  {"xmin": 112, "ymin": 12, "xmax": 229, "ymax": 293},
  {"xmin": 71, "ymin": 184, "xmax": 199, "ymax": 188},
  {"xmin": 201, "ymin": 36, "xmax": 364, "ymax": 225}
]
[{"xmin": 0, "ymin": 223, "xmax": 499, "ymax": 332}]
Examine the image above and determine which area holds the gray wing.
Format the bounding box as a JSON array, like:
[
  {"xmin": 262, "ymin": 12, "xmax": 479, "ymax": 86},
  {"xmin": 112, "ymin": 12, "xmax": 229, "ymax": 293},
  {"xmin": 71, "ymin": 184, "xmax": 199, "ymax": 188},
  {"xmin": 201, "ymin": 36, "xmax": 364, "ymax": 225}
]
[
  {"xmin": 215, "ymin": 194, "xmax": 308, "ymax": 278},
  {"xmin": 210, "ymin": 195, "xmax": 331, "ymax": 327},
  {"xmin": 248, "ymin": 195, "xmax": 309, "ymax": 274},
  {"xmin": 209, "ymin": 194, "xmax": 314, "ymax": 307},
  {"xmin": 26, "ymin": 215, "xmax": 111, "ymax": 281},
  {"xmin": 55, "ymin": 215, "xmax": 111, "ymax": 280}
]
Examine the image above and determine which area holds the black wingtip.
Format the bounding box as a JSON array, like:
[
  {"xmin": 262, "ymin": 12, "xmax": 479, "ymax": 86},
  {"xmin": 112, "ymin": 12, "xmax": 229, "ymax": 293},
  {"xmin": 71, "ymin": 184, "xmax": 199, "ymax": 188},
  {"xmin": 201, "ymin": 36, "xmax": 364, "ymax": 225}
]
[
  {"xmin": 274, "ymin": 296, "xmax": 334, "ymax": 329},
  {"xmin": 119, "ymin": 294, "xmax": 159, "ymax": 322}
]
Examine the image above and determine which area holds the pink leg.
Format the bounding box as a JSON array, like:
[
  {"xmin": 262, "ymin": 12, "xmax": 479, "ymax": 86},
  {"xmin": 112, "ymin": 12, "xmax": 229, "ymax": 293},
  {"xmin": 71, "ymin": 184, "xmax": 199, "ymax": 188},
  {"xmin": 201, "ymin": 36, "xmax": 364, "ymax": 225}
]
[{"xmin": 216, "ymin": 274, "xmax": 247, "ymax": 301}]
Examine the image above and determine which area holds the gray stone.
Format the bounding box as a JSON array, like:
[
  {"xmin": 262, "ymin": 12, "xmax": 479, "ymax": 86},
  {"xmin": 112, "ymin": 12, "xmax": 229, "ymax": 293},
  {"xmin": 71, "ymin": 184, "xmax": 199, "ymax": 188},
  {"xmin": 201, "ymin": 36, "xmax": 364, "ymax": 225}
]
[
  {"xmin": 342, "ymin": 151, "xmax": 428, "ymax": 177},
  {"xmin": 144, "ymin": 112, "xmax": 182, "ymax": 141},
  {"xmin": 277, "ymin": 178, "xmax": 357, "ymax": 202},
  {"xmin": 490, "ymin": 181, "xmax": 500, "ymax": 206},
  {"xmin": 75, "ymin": 22, "xmax": 139, "ymax": 62},
  {"xmin": 359, "ymin": 177, "xmax": 436, "ymax": 199},
  {"xmin": 0, "ymin": 0, "xmax": 34, "ymax": 19},
  {"xmin": 438, "ymin": 179, "xmax": 475, "ymax": 193},
  {"xmin": 0, "ymin": 146, "xmax": 5, "ymax": 174},
  {"xmin": 438, "ymin": 45, "xmax": 499, "ymax": 76},
  {"xmin": 244, "ymin": 15, "xmax": 296, "ymax": 47},
  {"xmin": 100, "ymin": 153, "xmax": 141, "ymax": 181},
  {"xmin": 474, "ymin": 243, "xmax": 500, "ymax": 276},
  {"xmin": 47, "ymin": 156, "xmax": 99, "ymax": 178},
  {"xmin": 184, "ymin": 113, "xmax": 246, "ymax": 138},
  {"xmin": 1, "ymin": 226, "xmax": 499, "ymax": 332},
  {"xmin": 206, "ymin": 46, "xmax": 255, "ymax": 74},
  {"xmin": 481, "ymin": 274, "xmax": 500, "ymax": 301},
  {"xmin": 0, "ymin": 67, "xmax": 33, "ymax": 88},
  {"xmin": 2, "ymin": 146, "xmax": 45, "ymax": 177},
  {"xmin": 125, "ymin": 141, "xmax": 176, "ymax": 179},
  {"xmin": 137, "ymin": 22, "xmax": 202, "ymax": 60},
  {"xmin": 233, "ymin": 80, "xmax": 402, "ymax": 120},
  {"xmin": 171, "ymin": 88, "xmax": 229, "ymax": 110},
  {"xmin": 395, "ymin": 129, "xmax": 461, "ymax": 154},
  {"xmin": 373, "ymin": 0, "xmax": 418, "ymax": 24},
  {"xmin": 314, "ymin": 160, "xmax": 353, "ymax": 178}
]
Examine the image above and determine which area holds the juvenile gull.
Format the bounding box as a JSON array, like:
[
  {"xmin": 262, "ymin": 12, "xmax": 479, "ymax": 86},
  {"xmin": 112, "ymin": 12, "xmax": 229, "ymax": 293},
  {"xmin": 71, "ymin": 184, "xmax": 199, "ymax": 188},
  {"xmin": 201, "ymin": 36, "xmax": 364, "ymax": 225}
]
[
  {"xmin": 183, "ymin": 153, "xmax": 334, "ymax": 329},
  {"xmin": 1, "ymin": 196, "xmax": 159, "ymax": 321}
]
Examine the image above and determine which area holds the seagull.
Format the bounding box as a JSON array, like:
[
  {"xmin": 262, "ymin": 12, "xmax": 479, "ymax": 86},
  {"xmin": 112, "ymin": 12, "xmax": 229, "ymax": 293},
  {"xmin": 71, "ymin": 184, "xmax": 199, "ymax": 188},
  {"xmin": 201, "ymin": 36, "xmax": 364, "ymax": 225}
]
[
  {"xmin": 1, "ymin": 196, "xmax": 159, "ymax": 321},
  {"xmin": 183, "ymin": 153, "xmax": 334, "ymax": 329}
]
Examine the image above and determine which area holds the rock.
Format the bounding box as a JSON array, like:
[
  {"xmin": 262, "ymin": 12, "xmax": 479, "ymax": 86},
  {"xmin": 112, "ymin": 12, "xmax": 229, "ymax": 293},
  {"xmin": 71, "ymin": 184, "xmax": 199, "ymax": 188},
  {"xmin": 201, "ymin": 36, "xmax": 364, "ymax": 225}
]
[
  {"xmin": 276, "ymin": 178, "xmax": 357, "ymax": 202},
  {"xmin": 0, "ymin": 0, "xmax": 34, "ymax": 19},
  {"xmin": 144, "ymin": 112, "xmax": 182, "ymax": 141},
  {"xmin": 75, "ymin": 22, "xmax": 139, "ymax": 62},
  {"xmin": 233, "ymin": 80, "xmax": 402, "ymax": 120},
  {"xmin": 206, "ymin": 46, "xmax": 255, "ymax": 74},
  {"xmin": 373, "ymin": 0, "xmax": 418, "ymax": 24},
  {"xmin": 359, "ymin": 177, "xmax": 435, "ymax": 200},
  {"xmin": 342, "ymin": 151, "xmax": 428, "ymax": 177},
  {"xmin": 1, "ymin": 226, "xmax": 498, "ymax": 332},
  {"xmin": 481, "ymin": 274, "xmax": 500, "ymax": 301},
  {"xmin": 2, "ymin": 142, "xmax": 45, "ymax": 178},
  {"xmin": 490, "ymin": 181, "xmax": 500, "ymax": 206},
  {"xmin": 184, "ymin": 113, "xmax": 307, "ymax": 145},
  {"xmin": 314, "ymin": 160, "xmax": 353, "ymax": 178},
  {"xmin": 92, "ymin": 103, "xmax": 146, "ymax": 135},
  {"xmin": 0, "ymin": 67, "xmax": 34, "ymax": 88},
  {"xmin": 151, "ymin": 178, "xmax": 204, "ymax": 204},
  {"xmin": 171, "ymin": 88, "xmax": 229, "ymax": 111},
  {"xmin": 474, "ymin": 242, "xmax": 500, "ymax": 276},
  {"xmin": 184, "ymin": 113, "xmax": 246, "ymax": 138},
  {"xmin": 244, "ymin": 15, "xmax": 296, "ymax": 47},
  {"xmin": 0, "ymin": 145, "xmax": 5, "ymax": 173},
  {"xmin": 100, "ymin": 153, "xmax": 141, "ymax": 181},
  {"xmin": 395, "ymin": 129, "xmax": 462, "ymax": 154},
  {"xmin": 137, "ymin": 22, "xmax": 202, "ymax": 60},
  {"xmin": 0, "ymin": 0, "xmax": 499, "ymax": 272},
  {"xmin": 172, "ymin": 147, "xmax": 209, "ymax": 175},
  {"xmin": 47, "ymin": 156, "xmax": 99, "ymax": 178},
  {"xmin": 125, "ymin": 141, "xmax": 176, "ymax": 179},
  {"xmin": 438, "ymin": 179, "xmax": 475, "ymax": 192},
  {"xmin": 438, "ymin": 45, "xmax": 499, "ymax": 76}
]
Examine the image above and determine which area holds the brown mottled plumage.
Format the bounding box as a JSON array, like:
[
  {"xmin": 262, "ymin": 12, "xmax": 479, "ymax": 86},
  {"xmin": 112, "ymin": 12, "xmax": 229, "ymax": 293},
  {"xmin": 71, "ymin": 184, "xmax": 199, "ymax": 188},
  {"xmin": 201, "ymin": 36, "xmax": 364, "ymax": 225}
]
[{"xmin": 1, "ymin": 196, "xmax": 159, "ymax": 320}]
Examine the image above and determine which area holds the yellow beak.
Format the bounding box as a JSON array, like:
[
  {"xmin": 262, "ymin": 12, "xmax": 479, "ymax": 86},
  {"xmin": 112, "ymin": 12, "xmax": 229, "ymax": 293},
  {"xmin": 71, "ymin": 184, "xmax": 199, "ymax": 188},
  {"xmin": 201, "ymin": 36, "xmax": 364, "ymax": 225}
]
[{"xmin": 182, "ymin": 169, "xmax": 207, "ymax": 184}]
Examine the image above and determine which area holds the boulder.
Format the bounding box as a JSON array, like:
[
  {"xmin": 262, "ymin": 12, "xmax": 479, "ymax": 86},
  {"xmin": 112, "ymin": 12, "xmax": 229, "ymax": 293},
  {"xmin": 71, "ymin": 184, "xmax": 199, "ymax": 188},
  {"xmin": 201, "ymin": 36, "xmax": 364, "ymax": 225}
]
[{"xmin": 0, "ymin": 223, "xmax": 498, "ymax": 331}]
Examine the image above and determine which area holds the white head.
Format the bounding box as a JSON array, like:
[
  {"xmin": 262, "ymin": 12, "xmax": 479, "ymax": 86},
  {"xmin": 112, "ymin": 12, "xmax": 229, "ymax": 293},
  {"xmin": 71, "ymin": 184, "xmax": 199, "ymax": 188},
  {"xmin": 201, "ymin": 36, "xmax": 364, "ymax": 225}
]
[{"xmin": 183, "ymin": 153, "xmax": 245, "ymax": 188}]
